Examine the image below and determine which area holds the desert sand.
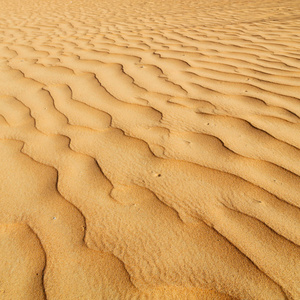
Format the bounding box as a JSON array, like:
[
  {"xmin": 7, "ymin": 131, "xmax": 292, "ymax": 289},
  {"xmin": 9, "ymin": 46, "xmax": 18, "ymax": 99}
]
[{"xmin": 0, "ymin": 0, "xmax": 299, "ymax": 299}]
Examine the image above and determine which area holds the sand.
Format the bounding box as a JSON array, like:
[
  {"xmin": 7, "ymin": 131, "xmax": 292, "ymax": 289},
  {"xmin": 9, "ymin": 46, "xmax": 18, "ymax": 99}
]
[{"xmin": 0, "ymin": 0, "xmax": 299, "ymax": 299}]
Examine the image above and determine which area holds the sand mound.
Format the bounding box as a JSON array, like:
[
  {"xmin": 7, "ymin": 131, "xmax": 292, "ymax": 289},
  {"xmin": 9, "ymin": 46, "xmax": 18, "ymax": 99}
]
[{"xmin": 0, "ymin": 0, "xmax": 299, "ymax": 299}]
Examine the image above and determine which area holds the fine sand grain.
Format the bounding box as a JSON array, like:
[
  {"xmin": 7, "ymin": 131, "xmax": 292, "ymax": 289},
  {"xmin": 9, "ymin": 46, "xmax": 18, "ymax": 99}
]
[{"xmin": 0, "ymin": 0, "xmax": 300, "ymax": 299}]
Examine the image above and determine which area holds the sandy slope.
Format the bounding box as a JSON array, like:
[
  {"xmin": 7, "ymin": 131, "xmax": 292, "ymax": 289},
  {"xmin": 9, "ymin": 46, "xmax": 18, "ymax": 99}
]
[{"xmin": 0, "ymin": 0, "xmax": 300, "ymax": 299}]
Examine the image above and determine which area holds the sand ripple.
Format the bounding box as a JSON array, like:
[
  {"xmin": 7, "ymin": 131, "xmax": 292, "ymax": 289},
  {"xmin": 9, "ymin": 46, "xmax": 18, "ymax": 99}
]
[{"xmin": 0, "ymin": 0, "xmax": 300, "ymax": 299}]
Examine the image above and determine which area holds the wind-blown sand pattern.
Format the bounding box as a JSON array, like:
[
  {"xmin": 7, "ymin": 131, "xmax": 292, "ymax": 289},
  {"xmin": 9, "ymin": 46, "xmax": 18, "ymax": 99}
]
[{"xmin": 0, "ymin": 0, "xmax": 300, "ymax": 299}]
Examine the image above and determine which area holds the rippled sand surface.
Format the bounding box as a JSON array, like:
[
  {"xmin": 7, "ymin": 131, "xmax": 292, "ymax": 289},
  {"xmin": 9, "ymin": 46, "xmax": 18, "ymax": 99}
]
[{"xmin": 0, "ymin": 0, "xmax": 300, "ymax": 299}]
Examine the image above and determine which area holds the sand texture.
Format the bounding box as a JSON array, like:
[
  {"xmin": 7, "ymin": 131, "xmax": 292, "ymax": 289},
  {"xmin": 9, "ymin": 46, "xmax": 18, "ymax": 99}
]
[{"xmin": 0, "ymin": 0, "xmax": 300, "ymax": 299}]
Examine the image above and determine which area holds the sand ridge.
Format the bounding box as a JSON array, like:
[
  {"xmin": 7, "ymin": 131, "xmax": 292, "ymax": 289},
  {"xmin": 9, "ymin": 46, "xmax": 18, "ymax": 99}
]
[{"xmin": 0, "ymin": 0, "xmax": 300, "ymax": 299}]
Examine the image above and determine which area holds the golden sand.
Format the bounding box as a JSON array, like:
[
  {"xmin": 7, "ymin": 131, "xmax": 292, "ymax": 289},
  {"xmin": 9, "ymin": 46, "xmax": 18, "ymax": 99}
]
[{"xmin": 0, "ymin": 0, "xmax": 299, "ymax": 299}]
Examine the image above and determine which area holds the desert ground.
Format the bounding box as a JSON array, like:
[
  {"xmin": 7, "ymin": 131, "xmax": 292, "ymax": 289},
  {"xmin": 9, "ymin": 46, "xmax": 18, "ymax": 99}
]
[{"xmin": 0, "ymin": 0, "xmax": 299, "ymax": 299}]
